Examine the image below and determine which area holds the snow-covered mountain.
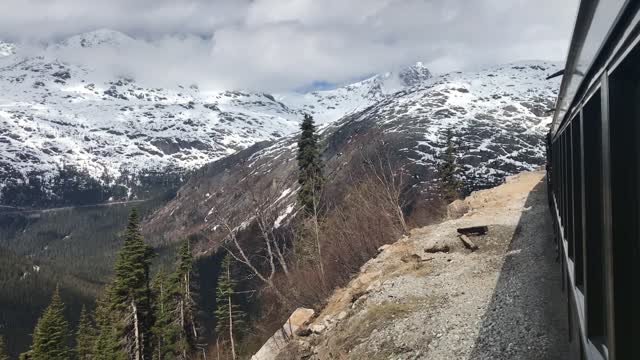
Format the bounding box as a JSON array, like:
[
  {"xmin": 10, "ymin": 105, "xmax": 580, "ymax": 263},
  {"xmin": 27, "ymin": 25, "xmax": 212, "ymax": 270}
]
[
  {"xmin": 0, "ymin": 30, "xmax": 431, "ymax": 206},
  {"xmin": 144, "ymin": 60, "xmax": 561, "ymax": 247}
]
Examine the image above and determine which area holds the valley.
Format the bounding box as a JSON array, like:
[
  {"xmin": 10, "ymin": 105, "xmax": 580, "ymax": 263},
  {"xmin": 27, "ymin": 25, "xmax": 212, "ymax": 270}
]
[{"xmin": 0, "ymin": 29, "xmax": 561, "ymax": 359}]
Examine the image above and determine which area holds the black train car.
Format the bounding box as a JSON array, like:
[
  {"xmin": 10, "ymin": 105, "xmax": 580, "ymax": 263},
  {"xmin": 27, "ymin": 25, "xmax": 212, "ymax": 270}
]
[{"xmin": 548, "ymin": 0, "xmax": 640, "ymax": 359}]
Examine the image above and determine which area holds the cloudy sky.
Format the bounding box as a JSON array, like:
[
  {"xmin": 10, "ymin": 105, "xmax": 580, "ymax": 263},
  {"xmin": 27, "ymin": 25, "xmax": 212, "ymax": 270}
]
[{"xmin": 1, "ymin": 0, "xmax": 579, "ymax": 91}]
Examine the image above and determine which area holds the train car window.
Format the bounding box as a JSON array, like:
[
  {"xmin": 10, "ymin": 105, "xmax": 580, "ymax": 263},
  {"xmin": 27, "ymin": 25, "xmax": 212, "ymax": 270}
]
[
  {"xmin": 565, "ymin": 132, "xmax": 570, "ymax": 243},
  {"xmin": 572, "ymin": 117, "xmax": 584, "ymax": 289},
  {"xmin": 567, "ymin": 124, "xmax": 575, "ymax": 260},
  {"xmin": 608, "ymin": 40, "xmax": 640, "ymax": 357},
  {"xmin": 582, "ymin": 89, "xmax": 607, "ymax": 351},
  {"xmin": 560, "ymin": 132, "xmax": 567, "ymax": 232}
]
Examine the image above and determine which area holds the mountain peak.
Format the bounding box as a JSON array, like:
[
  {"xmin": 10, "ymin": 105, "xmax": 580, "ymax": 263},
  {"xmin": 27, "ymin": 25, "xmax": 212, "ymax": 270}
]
[
  {"xmin": 397, "ymin": 61, "xmax": 432, "ymax": 87},
  {"xmin": 0, "ymin": 41, "xmax": 16, "ymax": 58},
  {"xmin": 56, "ymin": 29, "xmax": 135, "ymax": 49}
]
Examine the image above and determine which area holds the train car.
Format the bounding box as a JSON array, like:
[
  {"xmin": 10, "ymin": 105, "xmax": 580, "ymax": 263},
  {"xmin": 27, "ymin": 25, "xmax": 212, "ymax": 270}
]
[{"xmin": 548, "ymin": 1, "xmax": 640, "ymax": 359}]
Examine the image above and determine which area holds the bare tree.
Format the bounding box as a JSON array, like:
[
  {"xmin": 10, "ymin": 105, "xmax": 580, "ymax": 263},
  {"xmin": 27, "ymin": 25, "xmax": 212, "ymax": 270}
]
[
  {"xmin": 358, "ymin": 142, "xmax": 409, "ymax": 235},
  {"xmin": 242, "ymin": 179, "xmax": 292, "ymax": 280},
  {"xmin": 210, "ymin": 171, "xmax": 295, "ymax": 308}
]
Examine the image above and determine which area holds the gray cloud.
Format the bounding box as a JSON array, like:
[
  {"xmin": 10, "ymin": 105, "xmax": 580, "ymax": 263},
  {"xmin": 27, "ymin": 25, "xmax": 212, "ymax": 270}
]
[{"xmin": 1, "ymin": 0, "xmax": 579, "ymax": 91}]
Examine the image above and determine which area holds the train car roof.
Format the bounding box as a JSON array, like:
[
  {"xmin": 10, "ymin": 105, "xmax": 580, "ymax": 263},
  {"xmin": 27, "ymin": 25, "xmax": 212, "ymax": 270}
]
[{"xmin": 551, "ymin": 0, "xmax": 634, "ymax": 138}]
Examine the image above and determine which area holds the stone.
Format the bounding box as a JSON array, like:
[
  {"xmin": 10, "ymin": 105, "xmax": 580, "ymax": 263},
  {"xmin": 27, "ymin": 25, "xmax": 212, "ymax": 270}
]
[
  {"xmin": 336, "ymin": 311, "xmax": 348, "ymax": 320},
  {"xmin": 447, "ymin": 199, "xmax": 470, "ymax": 219},
  {"xmin": 378, "ymin": 244, "xmax": 391, "ymax": 252},
  {"xmin": 424, "ymin": 244, "xmax": 450, "ymax": 253},
  {"xmin": 295, "ymin": 327, "xmax": 312, "ymax": 337},
  {"xmin": 401, "ymin": 254, "xmax": 422, "ymax": 263},
  {"xmin": 310, "ymin": 324, "xmax": 327, "ymax": 334},
  {"xmin": 251, "ymin": 308, "xmax": 315, "ymax": 360}
]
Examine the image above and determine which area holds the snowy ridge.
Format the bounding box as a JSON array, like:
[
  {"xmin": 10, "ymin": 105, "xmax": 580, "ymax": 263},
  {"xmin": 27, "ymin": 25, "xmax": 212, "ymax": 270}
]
[
  {"xmin": 143, "ymin": 60, "xmax": 562, "ymax": 246},
  {"xmin": 0, "ymin": 29, "xmax": 558, "ymax": 207},
  {"xmin": 360, "ymin": 61, "xmax": 560, "ymax": 187},
  {"xmin": 248, "ymin": 61, "xmax": 560, "ymax": 189},
  {"xmin": 0, "ymin": 30, "xmax": 432, "ymax": 204}
]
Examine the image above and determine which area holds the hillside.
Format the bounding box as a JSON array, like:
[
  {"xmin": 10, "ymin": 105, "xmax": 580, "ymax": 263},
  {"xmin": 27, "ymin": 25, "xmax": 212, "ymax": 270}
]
[
  {"xmin": 253, "ymin": 170, "xmax": 578, "ymax": 360},
  {"xmin": 0, "ymin": 30, "xmax": 563, "ymax": 358},
  {"xmin": 143, "ymin": 61, "xmax": 561, "ymax": 251}
]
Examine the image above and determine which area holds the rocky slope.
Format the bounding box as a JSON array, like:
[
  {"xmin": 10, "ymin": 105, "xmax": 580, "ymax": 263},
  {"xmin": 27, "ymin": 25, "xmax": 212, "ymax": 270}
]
[
  {"xmin": 0, "ymin": 29, "xmax": 430, "ymax": 207},
  {"xmin": 143, "ymin": 61, "xmax": 561, "ymax": 251},
  {"xmin": 255, "ymin": 170, "xmax": 575, "ymax": 360}
]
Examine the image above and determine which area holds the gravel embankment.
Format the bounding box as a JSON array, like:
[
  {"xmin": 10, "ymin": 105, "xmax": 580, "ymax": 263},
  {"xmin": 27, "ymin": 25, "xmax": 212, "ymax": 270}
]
[{"xmin": 276, "ymin": 170, "xmax": 577, "ymax": 360}]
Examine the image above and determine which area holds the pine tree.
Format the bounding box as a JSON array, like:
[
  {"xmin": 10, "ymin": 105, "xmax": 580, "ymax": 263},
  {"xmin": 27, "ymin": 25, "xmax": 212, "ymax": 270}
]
[
  {"xmin": 297, "ymin": 114, "xmax": 324, "ymax": 215},
  {"xmin": 439, "ymin": 128, "xmax": 463, "ymax": 203},
  {"xmin": 30, "ymin": 287, "xmax": 70, "ymax": 360},
  {"xmin": 75, "ymin": 306, "xmax": 96, "ymax": 360},
  {"xmin": 215, "ymin": 255, "xmax": 245, "ymax": 360},
  {"xmin": 110, "ymin": 208, "xmax": 156, "ymax": 360},
  {"xmin": 0, "ymin": 336, "xmax": 9, "ymax": 360},
  {"xmin": 150, "ymin": 270, "xmax": 178, "ymax": 360},
  {"xmin": 93, "ymin": 288, "xmax": 125, "ymax": 360},
  {"xmin": 168, "ymin": 239, "xmax": 198, "ymax": 359}
]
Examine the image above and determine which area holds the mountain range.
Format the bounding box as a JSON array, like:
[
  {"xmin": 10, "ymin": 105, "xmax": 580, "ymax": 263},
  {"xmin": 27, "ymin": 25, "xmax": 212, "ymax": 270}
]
[
  {"xmin": 0, "ymin": 29, "xmax": 434, "ymax": 207},
  {"xmin": 0, "ymin": 29, "xmax": 563, "ymax": 357}
]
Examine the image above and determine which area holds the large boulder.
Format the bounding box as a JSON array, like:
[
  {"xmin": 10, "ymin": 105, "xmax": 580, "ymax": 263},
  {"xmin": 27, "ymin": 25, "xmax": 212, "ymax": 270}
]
[
  {"xmin": 251, "ymin": 308, "xmax": 315, "ymax": 360},
  {"xmin": 447, "ymin": 199, "xmax": 470, "ymax": 219}
]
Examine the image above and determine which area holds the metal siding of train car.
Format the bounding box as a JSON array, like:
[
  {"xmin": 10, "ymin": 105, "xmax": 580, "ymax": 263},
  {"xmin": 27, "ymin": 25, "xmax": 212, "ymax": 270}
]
[{"xmin": 548, "ymin": 1, "xmax": 640, "ymax": 359}]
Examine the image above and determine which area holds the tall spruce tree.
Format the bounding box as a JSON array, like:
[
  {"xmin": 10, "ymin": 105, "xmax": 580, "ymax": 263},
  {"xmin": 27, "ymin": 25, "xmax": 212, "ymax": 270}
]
[
  {"xmin": 75, "ymin": 306, "xmax": 96, "ymax": 360},
  {"xmin": 110, "ymin": 208, "xmax": 156, "ymax": 360},
  {"xmin": 93, "ymin": 288, "xmax": 125, "ymax": 360},
  {"xmin": 0, "ymin": 336, "xmax": 8, "ymax": 360},
  {"xmin": 150, "ymin": 270, "xmax": 177, "ymax": 360},
  {"xmin": 215, "ymin": 255, "xmax": 245, "ymax": 360},
  {"xmin": 29, "ymin": 287, "xmax": 70, "ymax": 360},
  {"xmin": 297, "ymin": 114, "xmax": 324, "ymax": 214},
  {"xmin": 168, "ymin": 239, "xmax": 199, "ymax": 359},
  {"xmin": 439, "ymin": 128, "xmax": 462, "ymax": 203}
]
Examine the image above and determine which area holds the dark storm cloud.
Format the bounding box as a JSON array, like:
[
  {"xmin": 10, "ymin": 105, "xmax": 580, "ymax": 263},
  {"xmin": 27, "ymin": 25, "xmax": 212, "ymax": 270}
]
[{"xmin": 0, "ymin": 0, "xmax": 579, "ymax": 91}]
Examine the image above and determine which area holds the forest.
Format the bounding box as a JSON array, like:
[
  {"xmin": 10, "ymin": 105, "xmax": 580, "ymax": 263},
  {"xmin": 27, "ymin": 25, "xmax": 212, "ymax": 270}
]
[{"xmin": 0, "ymin": 115, "xmax": 462, "ymax": 359}]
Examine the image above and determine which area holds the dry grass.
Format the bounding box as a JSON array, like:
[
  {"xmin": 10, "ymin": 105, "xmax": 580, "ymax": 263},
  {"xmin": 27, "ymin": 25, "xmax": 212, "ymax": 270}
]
[{"xmin": 327, "ymin": 297, "xmax": 423, "ymax": 356}]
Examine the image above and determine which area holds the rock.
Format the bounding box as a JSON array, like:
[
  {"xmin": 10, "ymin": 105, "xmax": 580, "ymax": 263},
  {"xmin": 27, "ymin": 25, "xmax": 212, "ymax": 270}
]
[
  {"xmin": 378, "ymin": 244, "xmax": 391, "ymax": 253},
  {"xmin": 425, "ymin": 244, "xmax": 450, "ymax": 253},
  {"xmin": 350, "ymin": 290, "xmax": 368, "ymax": 303},
  {"xmin": 401, "ymin": 254, "xmax": 422, "ymax": 263},
  {"xmin": 336, "ymin": 311, "xmax": 348, "ymax": 320},
  {"xmin": 366, "ymin": 280, "xmax": 382, "ymax": 292},
  {"xmin": 310, "ymin": 324, "xmax": 326, "ymax": 334},
  {"xmin": 295, "ymin": 327, "xmax": 312, "ymax": 337},
  {"xmin": 288, "ymin": 308, "xmax": 316, "ymax": 332},
  {"xmin": 251, "ymin": 308, "xmax": 315, "ymax": 360},
  {"xmin": 447, "ymin": 199, "xmax": 470, "ymax": 219}
]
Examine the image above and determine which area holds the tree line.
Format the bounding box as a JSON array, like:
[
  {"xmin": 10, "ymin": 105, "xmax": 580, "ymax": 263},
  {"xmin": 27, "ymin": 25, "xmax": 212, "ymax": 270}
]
[
  {"xmin": 0, "ymin": 114, "xmax": 462, "ymax": 360},
  {"xmin": 13, "ymin": 209, "xmax": 202, "ymax": 360},
  {"xmin": 208, "ymin": 115, "xmax": 463, "ymax": 356}
]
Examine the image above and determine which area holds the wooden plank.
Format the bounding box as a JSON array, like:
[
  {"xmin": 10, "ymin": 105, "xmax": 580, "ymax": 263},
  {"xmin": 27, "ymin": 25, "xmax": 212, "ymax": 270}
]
[
  {"xmin": 457, "ymin": 225, "xmax": 488, "ymax": 236},
  {"xmin": 459, "ymin": 234, "xmax": 479, "ymax": 251}
]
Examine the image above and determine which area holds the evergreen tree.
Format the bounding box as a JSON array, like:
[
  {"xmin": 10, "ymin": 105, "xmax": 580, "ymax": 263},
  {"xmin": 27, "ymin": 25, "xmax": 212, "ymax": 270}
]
[
  {"xmin": 150, "ymin": 270, "xmax": 177, "ymax": 360},
  {"xmin": 150, "ymin": 240, "xmax": 200, "ymax": 360},
  {"xmin": 110, "ymin": 208, "xmax": 156, "ymax": 359},
  {"xmin": 93, "ymin": 289, "xmax": 125, "ymax": 360},
  {"xmin": 0, "ymin": 336, "xmax": 9, "ymax": 360},
  {"xmin": 297, "ymin": 114, "xmax": 324, "ymax": 214},
  {"xmin": 30, "ymin": 287, "xmax": 70, "ymax": 360},
  {"xmin": 75, "ymin": 306, "xmax": 96, "ymax": 360},
  {"xmin": 168, "ymin": 239, "xmax": 198, "ymax": 359},
  {"xmin": 439, "ymin": 128, "xmax": 463, "ymax": 203},
  {"xmin": 215, "ymin": 255, "xmax": 245, "ymax": 359}
]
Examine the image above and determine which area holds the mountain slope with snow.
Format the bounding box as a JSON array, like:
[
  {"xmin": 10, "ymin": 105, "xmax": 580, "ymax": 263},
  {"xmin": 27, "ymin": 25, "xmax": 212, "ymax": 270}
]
[
  {"xmin": 143, "ymin": 60, "xmax": 561, "ymax": 248},
  {"xmin": 0, "ymin": 30, "xmax": 429, "ymax": 206}
]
